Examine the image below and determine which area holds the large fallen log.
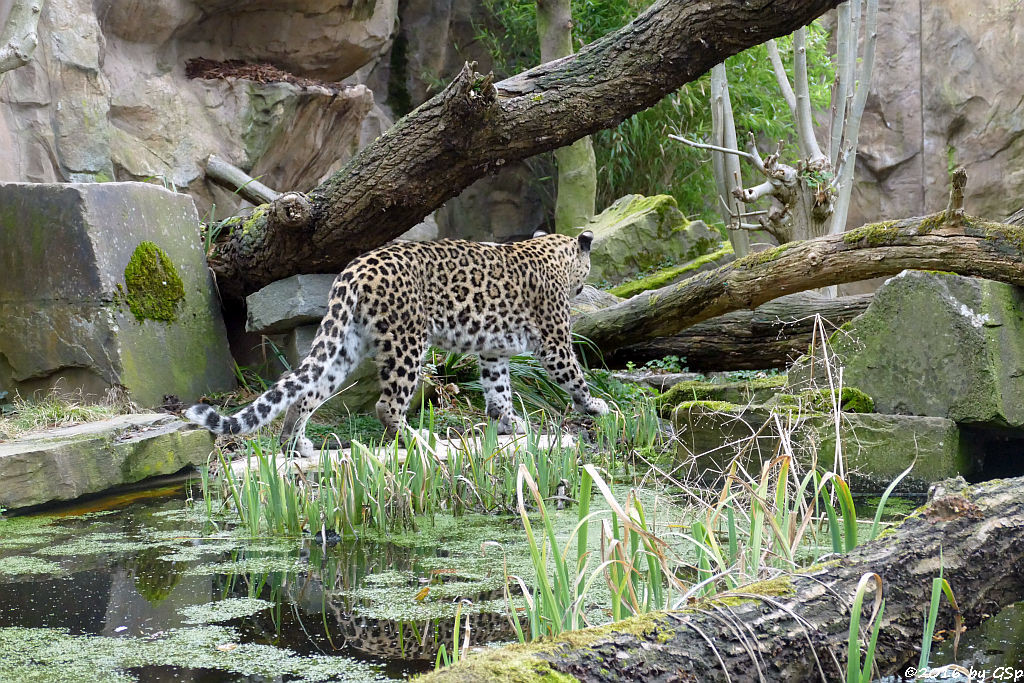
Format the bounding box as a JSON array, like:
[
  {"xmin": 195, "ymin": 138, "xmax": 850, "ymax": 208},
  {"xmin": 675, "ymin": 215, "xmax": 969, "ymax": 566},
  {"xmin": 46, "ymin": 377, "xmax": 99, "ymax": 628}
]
[
  {"xmin": 604, "ymin": 292, "xmax": 873, "ymax": 371},
  {"xmin": 573, "ymin": 210, "xmax": 1024, "ymax": 354},
  {"xmin": 205, "ymin": 0, "xmax": 843, "ymax": 301},
  {"xmin": 421, "ymin": 476, "xmax": 1024, "ymax": 682}
]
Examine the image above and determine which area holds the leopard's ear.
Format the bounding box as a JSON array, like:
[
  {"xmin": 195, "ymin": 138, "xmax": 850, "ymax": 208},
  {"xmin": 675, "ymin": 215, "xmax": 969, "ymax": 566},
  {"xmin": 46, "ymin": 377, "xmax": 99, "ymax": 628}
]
[
  {"xmin": 532, "ymin": 229, "xmax": 548, "ymax": 238},
  {"xmin": 577, "ymin": 230, "xmax": 594, "ymax": 253}
]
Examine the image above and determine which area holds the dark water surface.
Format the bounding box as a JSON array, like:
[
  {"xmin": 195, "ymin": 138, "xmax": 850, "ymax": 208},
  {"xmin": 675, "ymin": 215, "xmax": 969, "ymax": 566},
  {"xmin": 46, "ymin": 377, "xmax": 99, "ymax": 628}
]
[{"xmin": 0, "ymin": 484, "xmax": 520, "ymax": 682}]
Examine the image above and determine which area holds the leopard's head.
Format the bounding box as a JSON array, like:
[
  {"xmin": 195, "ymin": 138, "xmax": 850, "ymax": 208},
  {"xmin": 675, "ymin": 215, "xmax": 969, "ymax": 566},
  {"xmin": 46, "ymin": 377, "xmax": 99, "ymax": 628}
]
[
  {"xmin": 531, "ymin": 230, "xmax": 595, "ymax": 297},
  {"xmin": 569, "ymin": 231, "xmax": 595, "ymax": 296}
]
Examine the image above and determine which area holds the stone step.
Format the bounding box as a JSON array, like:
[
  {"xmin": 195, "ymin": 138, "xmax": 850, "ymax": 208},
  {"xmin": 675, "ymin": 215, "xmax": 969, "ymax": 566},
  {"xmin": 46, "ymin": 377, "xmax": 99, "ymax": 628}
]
[{"xmin": 0, "ymin": 413, "xmax": 214, "ymax": 511}]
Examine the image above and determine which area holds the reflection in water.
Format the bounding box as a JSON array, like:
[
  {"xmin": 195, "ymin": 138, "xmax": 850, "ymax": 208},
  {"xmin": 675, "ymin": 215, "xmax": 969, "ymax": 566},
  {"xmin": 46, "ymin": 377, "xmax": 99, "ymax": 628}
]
[
  {"xmin": 131, "ymin": 547, "xmax": 185, "ymax": 604},
  {"xmin": 931, "ymin": 601, "xmax": 1024, "ymax": 670},
  {"xmin": 0, "ymin": 485, "xmax": 518, "ymax": 680}
]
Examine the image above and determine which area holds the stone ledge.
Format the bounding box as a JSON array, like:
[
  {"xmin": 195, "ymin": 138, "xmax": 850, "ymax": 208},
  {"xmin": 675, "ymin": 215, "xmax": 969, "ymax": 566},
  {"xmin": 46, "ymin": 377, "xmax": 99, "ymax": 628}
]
[{"xmin": 0, "ymin": 413, "xmax": 214, "ymax": 510}]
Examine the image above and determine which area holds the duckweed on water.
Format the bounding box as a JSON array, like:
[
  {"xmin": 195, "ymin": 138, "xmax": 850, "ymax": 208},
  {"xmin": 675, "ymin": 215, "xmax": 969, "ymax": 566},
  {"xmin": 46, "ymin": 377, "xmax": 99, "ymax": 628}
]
[
  {"xmin": 186, "ymin": 555, "xmax": 304, "ymax": 575},
  {"xmin": 0, "ymin": 556, "xmax": 64, "ymax": 576},
  {"xmin": 35, "ymin": 537, "xmax": 173, "ymax": 557},
  {"xmin": 0, "ymin": 625, "xmax": 383, "ymax": 682},
  {"xmin": 178, "ymin": 597, "xmax": 276, "ymax": 624},
  {"xmin": 156, "ymin": 541, "xmax": 241, "ymax": 562}
]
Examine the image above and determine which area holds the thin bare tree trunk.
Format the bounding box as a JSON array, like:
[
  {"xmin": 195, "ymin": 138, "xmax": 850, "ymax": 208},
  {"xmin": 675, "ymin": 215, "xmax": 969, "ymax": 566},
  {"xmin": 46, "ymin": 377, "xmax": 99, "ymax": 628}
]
[
  {"xmin": 206, "ymin": 0, "xmax": 844, "ymax": 301},
  {"xmin": 0, "ymin": 0, "xmax": 43, "ymax": 76},
  {"xmin": 711, "ymin": 64, "xmax": 749, "ymax": 257},
  {"xmin": 537, "ymin": 0, "xmax": 597, "ymax": 234}
]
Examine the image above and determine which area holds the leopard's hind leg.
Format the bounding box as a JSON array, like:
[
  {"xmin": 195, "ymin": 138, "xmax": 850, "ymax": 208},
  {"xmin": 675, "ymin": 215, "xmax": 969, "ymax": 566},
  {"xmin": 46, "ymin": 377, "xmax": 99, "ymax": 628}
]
[{"xmin": 373, "ymin": 332, "xmax": 428, "ymax": 438}]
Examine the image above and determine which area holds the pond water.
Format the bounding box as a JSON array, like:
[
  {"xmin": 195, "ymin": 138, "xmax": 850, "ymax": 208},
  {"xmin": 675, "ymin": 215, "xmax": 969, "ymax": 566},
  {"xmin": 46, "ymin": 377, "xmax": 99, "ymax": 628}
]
[
  {"xmin": 0, "ymin": 482, "xmax": 535, "ymax": 682},
  {"xmin": 3, "ymin": 480, "xmax": 1022, "ymax": 682}
]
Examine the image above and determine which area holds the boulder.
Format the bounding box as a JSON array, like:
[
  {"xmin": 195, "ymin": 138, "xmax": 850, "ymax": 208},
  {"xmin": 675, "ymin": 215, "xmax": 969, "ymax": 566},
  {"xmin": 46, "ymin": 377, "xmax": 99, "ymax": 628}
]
[
  {"xmin": 246, "ymin": 274, "xmax": 336, "ymax": 335},
  {"xmin": 671, "ymin": 401, "xmax": 974, "ymax": 494},
  {"xmin": 585, "ymin": 195, "xmax": 719, "ymax": 286},
  {"xmin": 659, "ymin": 376, "xmax": 787, "ymax": 410},
  {"xmin": 796, "ymin": 272, "xmax": 1024, "ymax": 427},
  {"xmin": 0, "ymin": 182, "xmax": 236, "ymax": 407},
  {"xmin": 0, "ymin": 413, "xmax": 215, "ymax": 510}
]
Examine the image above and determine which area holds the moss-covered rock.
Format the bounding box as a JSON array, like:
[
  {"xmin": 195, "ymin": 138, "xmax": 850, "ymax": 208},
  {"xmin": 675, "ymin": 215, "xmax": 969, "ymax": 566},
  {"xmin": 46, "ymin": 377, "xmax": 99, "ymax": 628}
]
[
  {"xmin": 0, "ymin": 413, "xmax": 214, "ymax": 510},
  {"xmin": 585, "ymin": 194, "xmax": 719, "ymax": 286},
  {"xmin": 670, "ymin": 402, "xmax": 973, "ymax": 494},
  {"xmin": 761, "ymin": 387, "xmax": 874, "ymax": 414},
  {"xmin": 658, "ymin": 376, "xmax": 786, "ymax": 415},
  {"xmin": 792, "ymin": 271, "xmax": 1024, "ymax": 428},
  {"xmin": 0, "ymin": 182, "xmax": 235, "ymax": 406}
]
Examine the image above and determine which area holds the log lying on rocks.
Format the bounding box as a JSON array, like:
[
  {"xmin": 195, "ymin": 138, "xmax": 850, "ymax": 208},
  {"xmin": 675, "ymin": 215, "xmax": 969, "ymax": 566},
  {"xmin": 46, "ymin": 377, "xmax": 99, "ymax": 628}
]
[
  {"xmin": 421, "ymin": 476, "xmax": 1024, "ymax": 682},
  {"xmin": 604, "ymin": 292, "xmax": 874, "ymax": 371},
  {"xmin": 573, "ymin": 211, "xmax": 1024, "ymax": 354}
]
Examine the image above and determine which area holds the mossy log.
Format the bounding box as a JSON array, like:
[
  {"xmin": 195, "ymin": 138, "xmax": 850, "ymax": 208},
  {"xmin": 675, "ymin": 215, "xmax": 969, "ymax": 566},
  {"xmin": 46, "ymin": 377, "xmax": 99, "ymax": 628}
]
[
  {"xmin": 205, "ymin": 0, "xmax": 843, "ymax": 301},
  {"xmin": 420, "ymin": 477, "xmax": 1024, "ymax": 682},
  {"xmin": 603, "ymin": 292, "xmax": 873, "ymax": 371},
  {"xmin": 573, "ymin": 213, "xmax": 1024, "ymax": 353}
]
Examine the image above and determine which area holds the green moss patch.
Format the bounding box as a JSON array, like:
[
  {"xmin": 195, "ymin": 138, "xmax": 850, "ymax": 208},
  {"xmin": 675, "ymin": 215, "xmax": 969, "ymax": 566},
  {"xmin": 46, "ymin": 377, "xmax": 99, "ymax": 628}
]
[
  {"xmin": 658, "ymin": 376, "xmax": 787, "ymax": 415},
  {"xmin": 122, "ymin": 241, "xmax": 185, "ymax": 322},
  {"xmin": 609, "ymin": 242, "xmax": 733, "ymax": 298},
  {"xmin": 803, "ymin": 387, "xmax": 875, "ymax": 413},
  {"xmin": 736, "ymin": 242, "xmax": 797, "ymax": 267},
  {"xmin": 842, "ymin": 220, "xmax": 902, "ymax": 247},
  {"xmin": 671, "ymin": 400, "xmax": 746, "ymax": 415}
]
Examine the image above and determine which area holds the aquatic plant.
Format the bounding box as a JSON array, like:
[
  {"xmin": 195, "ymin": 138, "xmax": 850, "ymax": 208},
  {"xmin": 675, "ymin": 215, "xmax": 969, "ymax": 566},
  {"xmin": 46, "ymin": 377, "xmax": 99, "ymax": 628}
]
[{"xmin": 203, "ymin": 408, "xmax": 582, "ymax": 537}]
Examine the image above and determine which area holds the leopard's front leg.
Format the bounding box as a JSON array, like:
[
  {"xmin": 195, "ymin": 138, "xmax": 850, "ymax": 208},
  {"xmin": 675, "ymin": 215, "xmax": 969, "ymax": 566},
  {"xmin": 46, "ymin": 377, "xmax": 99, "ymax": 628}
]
[
  {"xmin": 479, "ymin": 355, "xmax": 527, "ymax": 434},
  {"xmin": 535, "ymin": 328, "xmax": 609, "ymax": 417}
]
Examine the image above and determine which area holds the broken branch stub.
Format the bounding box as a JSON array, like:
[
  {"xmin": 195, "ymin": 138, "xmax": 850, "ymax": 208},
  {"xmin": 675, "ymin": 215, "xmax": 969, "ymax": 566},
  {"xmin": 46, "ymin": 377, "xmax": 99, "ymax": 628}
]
[{"xmin": 271, "ymin": 192, "xmax": 313, "ymax": 230}]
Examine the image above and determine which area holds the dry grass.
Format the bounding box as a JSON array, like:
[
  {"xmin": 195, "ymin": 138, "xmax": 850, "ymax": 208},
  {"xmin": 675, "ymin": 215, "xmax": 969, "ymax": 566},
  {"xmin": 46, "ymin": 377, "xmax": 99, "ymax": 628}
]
[{"xmin": 0, "ymin": 387, "xmax": 136, "ymax": 440}]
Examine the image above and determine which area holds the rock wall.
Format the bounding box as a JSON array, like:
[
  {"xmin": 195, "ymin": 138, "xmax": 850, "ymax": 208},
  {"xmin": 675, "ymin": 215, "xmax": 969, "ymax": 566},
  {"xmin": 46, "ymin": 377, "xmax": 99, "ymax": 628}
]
[
  {"xmin": 850, "ymin": 0, "xmax": 1024, "ymax": 228},
  {"xmin": 0, "ymin": 0, "xmax": 392, "ymax": 219},
  {"xmin": 0, "ymin": 0, "xmax": 548, "ymax": 240},
  {"xmin": 0, "ymin": 0, "xmax": 1018, "ymax": 241}
]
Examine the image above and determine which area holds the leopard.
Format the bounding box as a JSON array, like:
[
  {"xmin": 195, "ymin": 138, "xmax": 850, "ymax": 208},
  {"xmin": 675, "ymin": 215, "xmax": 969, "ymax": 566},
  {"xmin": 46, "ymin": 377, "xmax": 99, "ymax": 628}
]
[{"xmin": 185, "ymin": 230, "xmax": 609, "ymax": 456}]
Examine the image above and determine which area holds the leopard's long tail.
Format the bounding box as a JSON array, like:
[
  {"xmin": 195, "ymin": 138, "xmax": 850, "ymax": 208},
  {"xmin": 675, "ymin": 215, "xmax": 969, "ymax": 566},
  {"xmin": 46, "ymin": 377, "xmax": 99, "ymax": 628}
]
[{"xmin": 184, "ymin": 276, "xmax": 359, "ymax": 435}]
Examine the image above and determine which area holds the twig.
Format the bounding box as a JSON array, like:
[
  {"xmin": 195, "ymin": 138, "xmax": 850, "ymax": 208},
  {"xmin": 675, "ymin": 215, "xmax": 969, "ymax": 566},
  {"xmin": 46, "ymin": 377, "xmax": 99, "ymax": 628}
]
[{"xmin": 668, "ymin": 134, "xmax": 757, "ymax": 162}]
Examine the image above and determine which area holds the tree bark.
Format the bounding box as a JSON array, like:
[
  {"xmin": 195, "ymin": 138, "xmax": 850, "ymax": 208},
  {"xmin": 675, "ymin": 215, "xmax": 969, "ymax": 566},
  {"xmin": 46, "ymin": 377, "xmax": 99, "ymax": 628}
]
[
  {"xmin": 0, "ymin": 0, "xmax": 43, "ymax": 76},
  {"xmin": 421, "ymin": 476, "xmax": 1024, "ymax": 682},
  {"xmin": 573, "ymin": 212, "xmax": 1024, "ymax": 353},
  {"xmin": 207, "ymin": 0, "xmax": 844, "ymax": 301},
  {"xmin": 603, "ymin": 292, "xmax": 873, "ymax": 371}
]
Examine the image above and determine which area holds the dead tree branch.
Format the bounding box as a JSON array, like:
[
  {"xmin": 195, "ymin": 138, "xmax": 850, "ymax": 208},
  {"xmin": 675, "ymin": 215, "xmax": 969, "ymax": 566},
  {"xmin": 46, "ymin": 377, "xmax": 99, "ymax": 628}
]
[
  {"xmin": 0, "ymin": 0, "xmax": 43, "ymax": 75},
  {"xmin": 205, "ymin": 0, "xmax": 844, "ymax": 300}
]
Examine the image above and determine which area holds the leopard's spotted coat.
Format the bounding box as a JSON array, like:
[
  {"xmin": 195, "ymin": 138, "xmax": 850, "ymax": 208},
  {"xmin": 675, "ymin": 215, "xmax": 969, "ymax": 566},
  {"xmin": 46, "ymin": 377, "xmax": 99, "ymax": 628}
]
[{"xmin": 185, "ymin": 231, "xmax": 608, "ymax": 455}]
